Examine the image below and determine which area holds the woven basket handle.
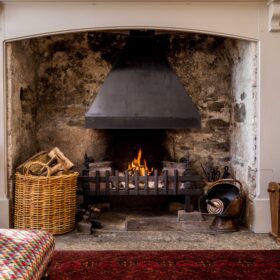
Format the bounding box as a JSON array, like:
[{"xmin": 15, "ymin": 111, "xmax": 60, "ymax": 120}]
[
  {"xmin": 209, "ymin": 178, "xmax": 244, "ymax": 196},
  {"xmin": 24, "ymin": 161, "xmax": 51, "ymax": 177}
]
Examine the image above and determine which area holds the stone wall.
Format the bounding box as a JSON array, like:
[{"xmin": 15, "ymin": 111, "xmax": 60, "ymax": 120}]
[
  {"xmin": 6, "ymin": 40, "xmax": 39, "ymax": 199},
  {"xmin": 167, "ymin": 34, "xmax": 233, "ymax": 174},
  {"xmin": 34, "ymin": 33, "xmax": 127, "ymax": 169},
  {"xmin": 6, "ymin": 31, "xmax": 257, "ymax": 208}
]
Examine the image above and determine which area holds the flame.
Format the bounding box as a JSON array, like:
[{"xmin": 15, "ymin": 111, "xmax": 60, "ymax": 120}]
[{"xmin": 128, "ymin": 148, "xmax": 153, "ymax": 176}]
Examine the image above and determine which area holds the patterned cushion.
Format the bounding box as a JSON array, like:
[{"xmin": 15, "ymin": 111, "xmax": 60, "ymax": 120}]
[{"xmin": 0, "ymin": 229, "xmax": 54, "ymax": 280}]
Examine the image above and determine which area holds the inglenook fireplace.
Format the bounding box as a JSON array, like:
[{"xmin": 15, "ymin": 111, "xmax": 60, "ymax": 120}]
[
  {"xmin": 6, "ymin": 29, "xmax": 256, "ymax": 225},
  {"xmin": 1, "ymin": 1, "xmax": 279, "ymax": 234}
]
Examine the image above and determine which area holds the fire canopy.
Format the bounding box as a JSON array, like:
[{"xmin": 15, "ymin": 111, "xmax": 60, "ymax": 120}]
[{"xmin": 85, "ymin": 31, "xmax": 200, "ymax": 129}]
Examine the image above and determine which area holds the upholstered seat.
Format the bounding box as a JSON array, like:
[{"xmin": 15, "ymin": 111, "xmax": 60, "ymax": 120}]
[{"xmin": 0, "ymin": 229, "xmax": 54, "ymax": 280}]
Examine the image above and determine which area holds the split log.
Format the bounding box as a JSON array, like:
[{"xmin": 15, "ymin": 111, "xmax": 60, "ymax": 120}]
[
  {"xmin": 40, "ymin": 147, "xmax": 74, "ymax": 176},
  {"xmin": 16, "ymin": 151, "xmax": 50, "ymax": 175},
  {"xmin": 16, "ymin": 147, "xmax": 74, "ymax": 176}
]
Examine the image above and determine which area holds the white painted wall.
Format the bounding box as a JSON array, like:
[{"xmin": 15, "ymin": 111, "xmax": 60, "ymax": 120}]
[{"xmin": 0, "ymin": 1, "xmax": 279, "ymax": 233}]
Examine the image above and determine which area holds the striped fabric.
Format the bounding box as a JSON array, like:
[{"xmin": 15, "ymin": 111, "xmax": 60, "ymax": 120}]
[{"xmin": 0, "ymin": 229, "xmax": 54, "ymax": 280}]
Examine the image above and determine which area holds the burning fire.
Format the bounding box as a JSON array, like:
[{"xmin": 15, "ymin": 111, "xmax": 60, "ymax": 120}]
[{"xmin": 128, "ymin": 148, "xmax": 153, "ymax": 176}]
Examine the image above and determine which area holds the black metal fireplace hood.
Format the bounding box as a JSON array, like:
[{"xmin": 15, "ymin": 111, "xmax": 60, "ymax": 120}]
[{"xmin": 85, "ymin": 31, "xmax": 200, "ymax": 129}]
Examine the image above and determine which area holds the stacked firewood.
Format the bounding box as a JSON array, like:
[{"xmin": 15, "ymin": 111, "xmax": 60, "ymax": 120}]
[{"xmin": 17, "ymin": 147, "xmax": 74, "ymax": 176}]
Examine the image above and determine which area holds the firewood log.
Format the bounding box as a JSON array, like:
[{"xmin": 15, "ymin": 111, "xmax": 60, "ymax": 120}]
[
  {"xmin": 40, "ymin": 147, "xmax": 74, "ymax": 176},
  {"xmin": 16, "ymin": 151, "xmax": 50, "ymax": 175}
]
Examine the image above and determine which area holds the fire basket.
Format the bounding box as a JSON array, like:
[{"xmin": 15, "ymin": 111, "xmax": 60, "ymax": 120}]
[{"xmin": 199, "ymin": 179, "xmax": 245, "ymax": 232}]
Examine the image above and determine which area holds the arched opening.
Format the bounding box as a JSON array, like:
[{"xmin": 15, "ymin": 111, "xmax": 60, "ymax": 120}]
[{"xmin": 6, "ymin": 28, "xmax": 257, "ymax": 227}]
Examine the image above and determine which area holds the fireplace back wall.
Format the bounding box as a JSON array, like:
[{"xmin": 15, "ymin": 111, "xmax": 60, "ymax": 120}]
[{"xmin": 6, "ymin": 31, "xmax": 257, "ymax": 222}]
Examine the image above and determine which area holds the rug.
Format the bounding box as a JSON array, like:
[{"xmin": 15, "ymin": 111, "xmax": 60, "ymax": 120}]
[{"xmin": 50, "ymin": 250, "xmax": 280, "ymax": 280}]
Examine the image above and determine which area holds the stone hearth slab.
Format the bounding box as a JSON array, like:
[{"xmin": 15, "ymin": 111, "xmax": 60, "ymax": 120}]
[{"xmin": 126, "ymin": 218, "xmax": 181, "ymax": 231}]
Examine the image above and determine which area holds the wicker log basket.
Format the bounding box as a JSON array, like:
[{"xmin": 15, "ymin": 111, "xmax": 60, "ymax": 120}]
[{"xmin": 14, "ymin": 161, "xmax": 78, "ymax": 235}]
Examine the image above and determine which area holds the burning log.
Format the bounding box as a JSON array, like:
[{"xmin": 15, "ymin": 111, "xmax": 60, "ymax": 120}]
[{"xmin": 128, "ymin": 148, "xmax": 153, "ymax": 176}]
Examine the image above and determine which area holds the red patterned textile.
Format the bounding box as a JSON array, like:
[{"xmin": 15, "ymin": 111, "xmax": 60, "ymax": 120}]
[
  {"xmin": 50, "ymin": 250, "xmax": 280, "ymax": 280},
  {"xmin": 0, "ymin": 229, "xmax": 54, "ymax": 280}
]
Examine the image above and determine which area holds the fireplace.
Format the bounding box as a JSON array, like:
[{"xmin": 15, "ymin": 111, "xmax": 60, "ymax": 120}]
[
  {"xmin": 1, "ymin": 1, "xmax": 279, "ymax": 234},
  {"xmin": 6, "ymin": 29, "xmax": 257, "ymax": 224}
]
